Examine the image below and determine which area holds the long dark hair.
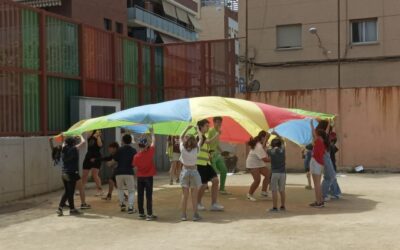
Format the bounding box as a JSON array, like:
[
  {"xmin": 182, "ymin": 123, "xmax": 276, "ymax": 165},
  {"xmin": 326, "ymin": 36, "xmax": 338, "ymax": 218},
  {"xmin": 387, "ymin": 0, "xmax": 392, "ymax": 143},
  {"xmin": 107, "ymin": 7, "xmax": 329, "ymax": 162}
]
[
  {"xmin": 316, "ymin": 129, "xmax": 330, "ymax": 151},
  {"xmin": 248, "ymin": 130, "xmax": 267, "ymax": 149}
]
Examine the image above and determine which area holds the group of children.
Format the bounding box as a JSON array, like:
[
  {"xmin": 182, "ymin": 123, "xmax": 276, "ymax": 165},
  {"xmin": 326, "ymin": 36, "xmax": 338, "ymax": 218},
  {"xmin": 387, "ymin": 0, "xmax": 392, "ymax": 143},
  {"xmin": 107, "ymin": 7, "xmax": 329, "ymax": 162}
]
[{"xmin": 52, "ymin": 117, "xmax": 341, "ymax": 220}]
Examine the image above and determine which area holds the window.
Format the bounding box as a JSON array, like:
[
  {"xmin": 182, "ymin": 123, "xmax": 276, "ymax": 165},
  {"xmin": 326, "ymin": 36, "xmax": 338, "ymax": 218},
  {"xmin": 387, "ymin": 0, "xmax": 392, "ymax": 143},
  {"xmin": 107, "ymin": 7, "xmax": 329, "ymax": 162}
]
[
  {"xmin": 104, "ymin": 18, "xmax": 112, "ymax": 31},
  {"xmin": 276, "ymin": 24, "xmax": 302, "ymax": 49},
  {"xmin": 116, "ymin": 22, "xmax": 123, "ymax": 34},
  {"xmin": 351, "ymin": 19, "xmax": 378, "ymax": 44}
]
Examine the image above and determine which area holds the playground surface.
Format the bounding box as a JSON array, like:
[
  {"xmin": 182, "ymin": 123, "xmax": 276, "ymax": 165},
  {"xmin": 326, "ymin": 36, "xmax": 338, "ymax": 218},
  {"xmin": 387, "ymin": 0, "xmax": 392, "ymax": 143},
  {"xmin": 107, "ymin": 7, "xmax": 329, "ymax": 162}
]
[{"xmin": 0, "ymin": 173, "xmax": 399, "ymax": 250}]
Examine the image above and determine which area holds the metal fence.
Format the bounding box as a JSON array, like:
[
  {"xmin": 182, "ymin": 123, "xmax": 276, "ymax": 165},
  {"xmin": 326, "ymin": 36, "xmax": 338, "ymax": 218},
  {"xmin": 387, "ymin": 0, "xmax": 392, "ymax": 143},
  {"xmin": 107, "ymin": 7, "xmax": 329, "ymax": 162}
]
[{"xmin": 0, "ymin": 0, "xmax": 235, "ymax": 136}]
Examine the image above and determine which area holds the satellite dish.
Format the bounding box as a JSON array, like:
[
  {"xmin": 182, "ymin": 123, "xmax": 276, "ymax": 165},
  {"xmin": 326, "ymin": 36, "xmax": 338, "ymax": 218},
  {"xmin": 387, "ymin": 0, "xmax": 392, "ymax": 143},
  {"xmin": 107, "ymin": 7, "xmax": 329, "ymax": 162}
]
[{"xmin": 247, "ymin": 80, "xmax": 260, "ymax": 92}]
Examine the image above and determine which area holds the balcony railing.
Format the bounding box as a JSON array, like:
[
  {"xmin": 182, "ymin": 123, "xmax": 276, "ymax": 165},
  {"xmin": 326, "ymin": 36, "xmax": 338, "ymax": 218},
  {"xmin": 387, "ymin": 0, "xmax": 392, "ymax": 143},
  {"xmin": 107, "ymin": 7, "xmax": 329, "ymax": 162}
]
[
  {"xmin": 128, "ymin": 6, "xmax": 197, "ymax": 42},
  {"xmin": 201, "ymin": 0, "xmax": 238, "ymax": 12}
]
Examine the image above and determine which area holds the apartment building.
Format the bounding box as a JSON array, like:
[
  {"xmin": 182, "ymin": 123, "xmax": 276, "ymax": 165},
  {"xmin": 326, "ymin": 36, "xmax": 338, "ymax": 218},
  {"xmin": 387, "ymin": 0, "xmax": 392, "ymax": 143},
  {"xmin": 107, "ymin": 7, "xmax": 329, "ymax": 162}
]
[
  {"xmin": 239, "ymin": 0, "xmax": 400, "ymax": 91},
  {"xmin": 14, "ymin": 0, "xmax": 202, "ymax": 43}
]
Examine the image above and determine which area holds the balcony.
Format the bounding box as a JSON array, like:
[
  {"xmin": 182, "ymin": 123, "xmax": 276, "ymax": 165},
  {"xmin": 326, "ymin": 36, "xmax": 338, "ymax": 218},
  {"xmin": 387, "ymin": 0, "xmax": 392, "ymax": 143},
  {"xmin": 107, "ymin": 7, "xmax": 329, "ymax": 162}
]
[{"xmin": 128, "ymin": 6, "xmax": 198, "ymax": 42}]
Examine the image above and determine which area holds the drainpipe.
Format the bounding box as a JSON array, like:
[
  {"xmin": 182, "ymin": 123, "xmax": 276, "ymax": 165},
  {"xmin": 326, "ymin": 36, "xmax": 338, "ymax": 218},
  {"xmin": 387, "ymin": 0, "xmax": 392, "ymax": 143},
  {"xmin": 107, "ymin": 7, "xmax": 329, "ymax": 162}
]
[{"xmin": 337, "ymin": 0, "xmax": 343, "ymax": 169}]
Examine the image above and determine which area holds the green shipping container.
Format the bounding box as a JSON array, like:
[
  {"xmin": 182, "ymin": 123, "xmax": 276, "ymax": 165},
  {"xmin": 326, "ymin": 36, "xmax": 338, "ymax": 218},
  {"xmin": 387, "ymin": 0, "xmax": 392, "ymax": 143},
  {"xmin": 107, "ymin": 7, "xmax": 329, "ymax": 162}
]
[
  {"xmin": 47, "ymin": 77, "xmax": 80, "ymax": 131},
  {"xmin": 22, "ymin": 9, "xmax": 39, "ymax": 70},
  {"xmin": 123, "ymin": 39, "xmax": 138, "ymax": 84},
  {"xmin": 23, "ymin": 74, "xmax": 40, "ymax": 132},
  {"xmin": 142, "ymin": 46, "xmax": 151, "ymax": 104},
  {"xmin": 124, "ymin": 86, "xmax": 139, "ymax": 109},
  {"xmin": 46, "ymin": 17, "xmax": 79, "ymax": 76},
  {"xmin": 155, "ymin": 47, "xmax": 164, "ymax": 102}
]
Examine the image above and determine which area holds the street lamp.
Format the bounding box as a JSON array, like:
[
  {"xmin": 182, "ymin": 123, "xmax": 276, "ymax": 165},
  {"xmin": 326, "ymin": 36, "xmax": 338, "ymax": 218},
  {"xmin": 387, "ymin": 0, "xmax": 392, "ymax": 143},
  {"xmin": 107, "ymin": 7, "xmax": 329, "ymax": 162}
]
[{"xmin": 308, "ymin": 27, "xmax": 331, "ymax": 55}]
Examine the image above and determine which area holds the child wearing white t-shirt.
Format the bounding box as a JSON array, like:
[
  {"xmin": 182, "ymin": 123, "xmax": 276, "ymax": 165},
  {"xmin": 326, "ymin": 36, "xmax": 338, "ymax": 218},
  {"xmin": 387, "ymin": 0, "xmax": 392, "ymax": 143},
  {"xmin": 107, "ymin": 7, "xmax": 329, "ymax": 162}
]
[
  {"xmin": 246, "ymin": 131, "xmax": 271, "ymax": 201},
  {"xmin": 179, "ymin": 125, "xmax": 203, "ymax": 221}
]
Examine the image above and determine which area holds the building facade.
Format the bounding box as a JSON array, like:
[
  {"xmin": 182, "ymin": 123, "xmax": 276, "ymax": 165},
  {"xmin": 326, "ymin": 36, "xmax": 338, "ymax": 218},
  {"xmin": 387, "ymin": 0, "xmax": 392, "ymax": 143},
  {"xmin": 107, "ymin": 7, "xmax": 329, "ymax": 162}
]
[
  {"xmin": 239, "ymin": 0, "xmax": 400, "ymax": 91},
  {"xmin": 15, "ymin": 0, "xmax": 128, "ymax": 35},
  {"xmin": 14, "ymin": 0, "xmax": 202, "ymax": 43},
  {"xmin": 127, "ymin": 0, "xmax": 201, "ymax": 43},
  {"xmin": 198, "ymin": 0, "xmax": 238, "ymax": 40},
  {"xmin": 237, "ymin": 0, "xmax": 400, "ymax": 170}
]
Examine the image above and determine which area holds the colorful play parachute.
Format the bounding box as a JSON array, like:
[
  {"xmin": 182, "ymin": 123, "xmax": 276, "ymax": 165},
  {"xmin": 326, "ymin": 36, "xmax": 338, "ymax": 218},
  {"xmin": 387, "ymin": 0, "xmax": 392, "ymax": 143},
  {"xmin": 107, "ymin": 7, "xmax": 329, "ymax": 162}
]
[{"xmin": 63, "ymin": 96, "xmax": 335, "ymax": 144}]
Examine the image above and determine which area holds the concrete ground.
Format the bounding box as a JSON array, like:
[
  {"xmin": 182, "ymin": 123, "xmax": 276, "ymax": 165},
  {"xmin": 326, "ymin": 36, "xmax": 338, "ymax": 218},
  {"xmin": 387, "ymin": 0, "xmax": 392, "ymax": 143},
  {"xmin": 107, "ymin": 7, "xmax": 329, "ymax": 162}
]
[{"xmin": 0, "ymin": 173, "xmax": 399, "ymax": 250}]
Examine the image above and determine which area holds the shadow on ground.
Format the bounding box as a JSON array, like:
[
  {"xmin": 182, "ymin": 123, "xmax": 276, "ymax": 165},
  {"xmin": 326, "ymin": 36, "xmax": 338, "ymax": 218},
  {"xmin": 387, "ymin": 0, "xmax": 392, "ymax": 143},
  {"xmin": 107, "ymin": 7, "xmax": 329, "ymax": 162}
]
[{"xmin": 0, "ymin": 182, "xmax": 379, "ymax": 227}]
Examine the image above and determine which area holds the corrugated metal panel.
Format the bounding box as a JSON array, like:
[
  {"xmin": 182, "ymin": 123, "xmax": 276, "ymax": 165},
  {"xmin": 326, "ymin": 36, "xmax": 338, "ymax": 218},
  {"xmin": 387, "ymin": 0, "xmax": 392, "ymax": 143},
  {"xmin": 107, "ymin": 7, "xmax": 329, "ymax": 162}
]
[
  {"xmin": 115, "ymin": 36, "xmax": 124, "ymax": 83},
  {"xmin": 23, "ymin": 74, "xmax": 39, "ymax": 132},
  {"xmin": 47, "ymin": 77, "xmax": 79, "ymax": 131},
  {"xmin": 155, "ymin": 46, "xmax": 164, "ymax": 102},
  {"xmin": 22, "ymin": 9, "xmax": 39, "ymax": 70},
  {"xmin": 85, "ymin": 81, "xmax": 114, "ymax": 99},
  {"xmin": 123, "ymin": 39, "xmax": 138, "ymax": 84},
  {"xmin": 84, "ymin": 26, "xmax": 113, "ymax": 82},
  {"xmin": 142, "ymin": 45, "xmax": 151, "ymax": 104},
  {"xmin": 142, "ymin": 45, "xmax": 151, "ymax": 86},
  {"xmin": 0, "ymin": 73, "xmax": 23, "ymax": 133},
  {"xmin": 46, "ymin": 16, "xmax": 79, "ymax": 76},
  {"xmin": 124, "ymin": 85, "xmax": 139, "ymax": 109},
  {"xmin": 0, "ymin": 3, "xmax": 22, "ymax": 68}
]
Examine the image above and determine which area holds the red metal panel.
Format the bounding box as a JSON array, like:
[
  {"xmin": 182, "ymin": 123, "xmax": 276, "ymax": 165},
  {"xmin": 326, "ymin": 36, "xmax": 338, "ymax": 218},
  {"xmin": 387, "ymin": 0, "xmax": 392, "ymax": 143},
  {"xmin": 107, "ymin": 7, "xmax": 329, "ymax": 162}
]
[
  {"xmin": 114, "ymin": 35, "xmax": 124, "ymax": 83},
  {"xmin": 0, "ymin": 73, "xmax": 23, "ymax": 133},
  {"xmin": 83, "ymin": 26, "xmax": 113, "ymax": 84},
  {"xmin": 85, "ymin": 81, "xmax": 114, "ymax": 99},
  {"xmin": 0, "ymin": 2, "xmax": 22, "ymax": 69}
]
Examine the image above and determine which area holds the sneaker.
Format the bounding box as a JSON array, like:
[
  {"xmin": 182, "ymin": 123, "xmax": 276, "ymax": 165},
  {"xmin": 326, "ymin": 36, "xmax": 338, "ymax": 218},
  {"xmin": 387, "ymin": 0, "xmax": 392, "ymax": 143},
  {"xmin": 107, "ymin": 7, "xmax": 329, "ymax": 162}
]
[
  {"xmin": 69, "ymin": 209, "xmax": 82, "ymax": 216},
  {"xmin": 210, "ymin": 203, "xmax": 224, "ymax": 211},
  {"xmin": 181, "ymin": 214, "xmax": 188, "ymax": 221},
  {"xmin": 280, "ymin": 206, "xmax": 286, "ymax": 211},
  {"xmin": 310, "ymin": 202, "xmax": 324, "ymax": 208},
  {"xmin": 269, "ymin": 207, "xmax": 279, "ymax": 213},
  {"xmin": 323, "ymin": 196, "xmax": 331, "ymax": 202},
  {"xmin": 95, "ymin": 190, "xmax": 104, "ymax": 197},
  {"xmin": 247, "ymin": 193, "xmax": 257, "ymax": 202},
  {"xmin": 127, "ymin": 207, "xmax": 137, "ymax": 214},
  {"xmin": 305, "ymin": 185, "xmax": 312, "ymax": 190},
  {"xmin": 219, "ymin": 190, "xmax": 231, "ymax": 195},
  {"xmin": 197, "ymin": 203, "xmax": 206, "ymax": 211},
  {"xmin": 102, "ymin": 194, "xmax": 112, "ymax": 201},
  {"xmin": 138, "ymin": 214, "xmax": 146, "ymax": 220},
  {"xmin": 192, "ymin": 213, "xmax": 202, "ymax": 221},
  {"xmin": 146, "ymin": 215, "xmax": 157, "ymax": 221},
  {"xmin": 261, "ymin": 191, "xmax": 268, "ymax": 197},
  {"xmin": 330, "ymin": 194, "xmax": 341, "ymax": 199},
  {"xmin": 80, "ymin": 203, "xmax": 91, "ymax": 209},
  {"xmin": 120, "ymin": 204, "xmax": 127, "ymax": 212},
  {"xmin": 56, "ymin": 207, "xmax": 63, "ymax": 216}
]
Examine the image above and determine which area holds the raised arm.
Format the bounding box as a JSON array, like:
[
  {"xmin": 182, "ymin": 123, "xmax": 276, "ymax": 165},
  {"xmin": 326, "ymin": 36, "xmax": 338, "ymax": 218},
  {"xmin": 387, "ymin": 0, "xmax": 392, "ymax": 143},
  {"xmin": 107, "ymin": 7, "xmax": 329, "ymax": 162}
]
[
  {"xmin": 180, "ymin": 125, "xmax": 193, "ymax": 142},
  {"xmin": 149, "ymin": 126, "xmax": 155, "ymax": 147},
  {"xmin": 205, "ymin": 130, "xmax": 219, "ymax": 144},
  {"xmin": 75, "ymin": 135, "xmax": 86, "ymax": 149},
  {"xmin": 96, "ymin": 134, "xmax": 103, "ymax": 147},
  {"xmin": 310, "ymin": 119, "xmax": 317, "ymax": 142},
  {"xmin": 197, "ymin": 126, "xmax": 203, "ymax": 148}
]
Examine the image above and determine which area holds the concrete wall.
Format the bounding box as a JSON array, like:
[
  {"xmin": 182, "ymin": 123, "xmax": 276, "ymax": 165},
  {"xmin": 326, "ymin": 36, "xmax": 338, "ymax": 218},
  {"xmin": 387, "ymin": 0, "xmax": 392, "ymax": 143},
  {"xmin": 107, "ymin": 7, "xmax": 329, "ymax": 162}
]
[
  {"xmin": 0, "ymin": 137, "xmax": 62, "ymax": 204},
  {"xmin": 198, "ymin": 6, "xmax": 225, "ymax": 40},
  {"xmin": 235, "ymin": 86, "xmax": 400, "ymax": 172}
]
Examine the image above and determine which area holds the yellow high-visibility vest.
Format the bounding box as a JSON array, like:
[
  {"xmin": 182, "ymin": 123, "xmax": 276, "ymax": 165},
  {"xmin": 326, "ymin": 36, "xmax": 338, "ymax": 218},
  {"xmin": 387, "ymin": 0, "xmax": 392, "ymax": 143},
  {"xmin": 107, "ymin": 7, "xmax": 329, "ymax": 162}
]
[{"xmin": 196, "ymin": 142, "xmax": 210, "ymax": 166}]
